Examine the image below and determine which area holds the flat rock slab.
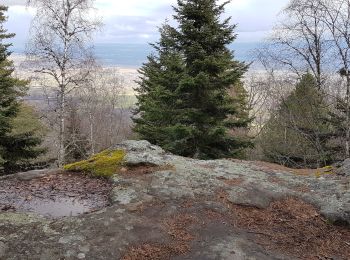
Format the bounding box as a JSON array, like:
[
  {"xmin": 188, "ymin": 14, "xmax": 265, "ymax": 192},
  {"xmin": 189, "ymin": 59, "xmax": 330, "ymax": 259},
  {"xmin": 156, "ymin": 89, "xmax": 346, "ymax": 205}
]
[
  {"xmin": 1, "ymin": 140, "xmax": 349, "ymax": 260},
  {"xmin": 226, "ymin": 185, "xmax": 286, "ymax": 209},
  {"xmin": 0, "ymin": 169, "xmax": 63, "ymax": 181}
]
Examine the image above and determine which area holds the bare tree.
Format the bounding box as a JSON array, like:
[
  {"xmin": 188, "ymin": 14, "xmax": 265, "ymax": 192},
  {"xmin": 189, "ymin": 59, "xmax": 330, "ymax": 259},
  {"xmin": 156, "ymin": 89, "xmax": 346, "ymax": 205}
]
[
  {"xmin": 288, "ymin": 0, "xmax": 350, "ymax": 158},
  {"xmin": 26, "ymin": 0, "xmax": 101, "ymax": 166},
  {"xmin": 244, "ymin": 70, "xmax": 296, "ymax": 136},
  {"xmin": 246, "ymin": 0, "xmax": 350, "ymax": 162},
  {"xmin": 257, "ymin": 0, "xmax": 330, "ymax": 89},
  {"xmin": 76, "ymin": 68, "xmax": 130, "ymax": 155},
  {"xmin": 251, "ymin": 0, "xmax": 349, "ymax": 165},
  {"xmin": 316, "ymin": 0, "xmax": 350, "ymax": 157}
]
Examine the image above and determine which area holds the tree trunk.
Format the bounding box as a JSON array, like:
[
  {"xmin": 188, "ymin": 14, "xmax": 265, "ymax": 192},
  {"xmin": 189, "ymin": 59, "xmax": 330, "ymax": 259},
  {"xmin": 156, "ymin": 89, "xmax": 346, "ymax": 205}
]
[
  {"xmin": 58, "ymin": 89, "xmax": 66, "ymax": 167},
  {"xmin": 346, "ymin": 75, "xmax": 350, "ymax": 158},
  {"xmin": 89, "ymin": 112, "xmax": 95, "ymax": 155}
]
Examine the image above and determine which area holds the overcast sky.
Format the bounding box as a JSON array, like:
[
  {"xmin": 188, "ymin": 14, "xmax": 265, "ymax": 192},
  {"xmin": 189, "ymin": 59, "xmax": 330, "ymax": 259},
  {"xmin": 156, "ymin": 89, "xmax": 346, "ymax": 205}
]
[{"xmin": 3, "ymin": 0, "xmax": 290, "ymax": 46}]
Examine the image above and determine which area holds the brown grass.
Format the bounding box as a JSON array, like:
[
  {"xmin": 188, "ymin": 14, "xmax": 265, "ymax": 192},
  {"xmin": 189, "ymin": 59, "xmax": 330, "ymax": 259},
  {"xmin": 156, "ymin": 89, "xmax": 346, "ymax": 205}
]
[
  {"xmin": 216, "ymin": 191, "xmax": 350, "ymax": 260},
  {"xmin": 122, "ymin": 213, "xmax": 198, "ymax": 259},
  {"xmin": 122, "ymin": 243, "xmax": 172, "ymax": 260},
  {"xmin": 248, "ymin": 160, "xmax": 333, "ymax": 177}
]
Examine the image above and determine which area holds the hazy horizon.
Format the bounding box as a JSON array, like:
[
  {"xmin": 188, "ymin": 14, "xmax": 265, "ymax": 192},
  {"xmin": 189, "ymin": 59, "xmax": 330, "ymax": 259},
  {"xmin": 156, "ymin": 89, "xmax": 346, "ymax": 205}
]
[{"xmin": 10, "ymin": 42, "xmax": 262, "ymax": 68}]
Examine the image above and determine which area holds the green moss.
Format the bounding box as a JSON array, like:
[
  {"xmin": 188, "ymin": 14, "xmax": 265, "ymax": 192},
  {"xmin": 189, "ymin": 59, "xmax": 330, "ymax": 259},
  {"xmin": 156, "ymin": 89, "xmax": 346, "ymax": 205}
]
[
  {"xmin": 64, "ymin": 150, "xmax": 126, "ymax": 178},
  {"xmin": 315, "ymin": 166, "xmax": 335, "ymax": 178}
]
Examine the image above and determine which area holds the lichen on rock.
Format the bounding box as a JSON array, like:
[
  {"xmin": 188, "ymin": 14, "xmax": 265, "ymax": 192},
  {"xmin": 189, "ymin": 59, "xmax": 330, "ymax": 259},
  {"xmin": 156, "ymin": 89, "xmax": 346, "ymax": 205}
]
[{"xmin": 64, "ymin": 149, "xmax": 126, "ymax": 177}]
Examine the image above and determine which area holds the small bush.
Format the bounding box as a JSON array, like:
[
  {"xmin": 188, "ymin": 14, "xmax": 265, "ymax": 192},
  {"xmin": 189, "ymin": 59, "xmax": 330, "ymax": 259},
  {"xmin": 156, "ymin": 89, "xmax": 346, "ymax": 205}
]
[{"xmin": 64, "ymin": 150, "xmax": 126, "ymax": 178}]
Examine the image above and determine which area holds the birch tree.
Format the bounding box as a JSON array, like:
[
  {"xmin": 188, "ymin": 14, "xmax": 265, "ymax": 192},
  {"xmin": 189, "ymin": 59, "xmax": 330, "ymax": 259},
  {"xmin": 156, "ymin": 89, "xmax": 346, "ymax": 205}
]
[
  {"xmin": 255, "ymin": 0, "xmax": 350, "ymax": 160},
  {"xmin": 287, "ymin": 0, "xmax": 350, "ymax": 158},
  {"xmin": 317, "ymin": 0, "xmax": 350, "ymax": 157},
  {"xmin": 257, "ymin": 0, "xmax": 330, "ymax": 89},
  {"xmin": 76, "ymin": 68, "xmax": 127, "ymax": 155},
  {"xmin": 26, "ymin": 0, "xmax": 101, "ymax": 166}
]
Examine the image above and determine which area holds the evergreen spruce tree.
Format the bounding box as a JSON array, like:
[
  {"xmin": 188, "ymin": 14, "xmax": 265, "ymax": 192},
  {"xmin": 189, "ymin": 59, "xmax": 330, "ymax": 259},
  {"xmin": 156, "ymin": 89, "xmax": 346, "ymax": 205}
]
[
  {"xmin": 134, "ymin": 23, "xmax": 186, "ymax": 151},
  {"xmin": 260, "ymin": 74, "xmax": 333, "ymax": 168},
  {"xmin": 134, "ymin": 0, "xmax": 252, "ymax": 159},
  {"xmin": 324, "ymin": 98, "xmax": 350, "ymax": 161},
  {"xmin": 0, "ymin": 5, "xmax": 44, "ymax": 174}
]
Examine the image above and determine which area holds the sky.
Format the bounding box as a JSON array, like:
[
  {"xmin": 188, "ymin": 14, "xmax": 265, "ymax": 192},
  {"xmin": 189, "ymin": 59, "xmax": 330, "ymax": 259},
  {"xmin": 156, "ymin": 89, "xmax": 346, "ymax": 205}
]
[{"xmin": 3, "ymin": 0, "xmax": 290, "ymax": 46}]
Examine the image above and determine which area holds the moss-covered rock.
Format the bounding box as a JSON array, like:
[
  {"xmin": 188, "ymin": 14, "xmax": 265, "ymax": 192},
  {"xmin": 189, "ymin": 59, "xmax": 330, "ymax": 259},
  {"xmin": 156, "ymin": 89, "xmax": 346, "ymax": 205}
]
[{"xmin": 64, "ymin": 150, "xmax": 126, "ymax": 178}]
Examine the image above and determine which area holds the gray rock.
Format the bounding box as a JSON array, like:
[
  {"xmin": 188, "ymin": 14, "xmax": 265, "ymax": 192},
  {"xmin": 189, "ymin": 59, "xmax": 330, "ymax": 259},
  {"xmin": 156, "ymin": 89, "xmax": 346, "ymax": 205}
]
[
  {"xmin": 335, "ymin": 158, "xmax": 350, "ymax": 176},
  {"xmin": 114, "ymin": 140, "xmax": 164, "ymax": 154},
  {"xmin": 204, "ymin": 236, "xmax": 288, "ymax": 260},
  {"xmin": 17, "ymin": 169, "xmax": 63, "ymax": 181},
  {"xmin": 0, "ymin": 241, "xmax": 8, "ymax": 258},
  {"xmin": 114, "ymin": 140, "xmax": 167, "ymax": 166},
  {"xmin": 78, "ymin": 245, "xmax": 90, "ymax": 253},
  {"xmin": 124, "ymin": 152, "xmax": 165, "ymax": 166},
  {"xmin": 58, "ymin": 235, "xmax": 84, "ymax": 245},
  {"xmin": 2, "ymin": 140, "xmax": 350, "ymax": 260},
  {"xmin": 109, "ymin": 186, "xmax": 138, "ymax": 205},
  {"xmin": 227, "ymin": 186, "xmax": 285, "ymax": 209}
]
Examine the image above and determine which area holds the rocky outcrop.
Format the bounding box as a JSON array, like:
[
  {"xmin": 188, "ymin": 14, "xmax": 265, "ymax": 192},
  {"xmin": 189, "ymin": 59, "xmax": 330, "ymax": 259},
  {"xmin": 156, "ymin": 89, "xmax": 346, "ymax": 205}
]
[
  {"xmin": 336, "ymin": 158, "xmax": 350, "ymax": 177},
  {"xmin": 1, "ymin": 140, "xmax": 349, "ymax": 260},
  {"xmin": 112, "ymin": 140, "xmax": 350, "ymax": 225}
]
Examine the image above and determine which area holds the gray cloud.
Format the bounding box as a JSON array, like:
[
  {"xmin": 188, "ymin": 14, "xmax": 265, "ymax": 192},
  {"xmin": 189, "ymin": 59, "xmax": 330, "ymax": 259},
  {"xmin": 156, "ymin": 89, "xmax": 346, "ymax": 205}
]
[
  {"xmin": 96, "ymin": 3, "xmax": 173, "ymax": 43},
  {"xmin": 97, "ymin": 15, "xmax": 160, "ymax": 43},
  {"xmin": 97, "ymin": 0, "xmax": 285, "ymax": 43},
  {"xmin": 6, "ymin": 0, "xmax": 291, "ymax": 45}
]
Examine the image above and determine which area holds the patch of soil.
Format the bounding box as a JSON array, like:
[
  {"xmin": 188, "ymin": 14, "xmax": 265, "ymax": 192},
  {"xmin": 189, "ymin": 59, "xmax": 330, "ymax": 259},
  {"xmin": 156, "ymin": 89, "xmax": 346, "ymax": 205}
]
[
  {"xmin": 198, "ymin": 163, "xmax": 216, "ymax": 169},
  {"xmin": 292, "ymin": 184, "xmax": 312, "ymax": 193},
  {"xmin": 217, "ymin": 176, "xmax": 244, "ymax": 186},
  {"xmin": 121, "ymin": 189, "xmax": 350, "ymax": 260},
  {"xmin": 122, "ymin": 211, "xmax": 199, "ymax": 260},
  {"xmin": 216, "ymin": 191, "xmax": 350, "ymax": 260},
  {"xmin": 121, "ymin": 165, "xmax": 175, "ymax": 177},
  {"xmin": 162, "ymin": 213, "xmax": 199, "ymax": 254},
  {"xmin": 247, "ymin": 160, "xmax": 332, "ymax": 177},
  {"xmin": 0, "ymin": 172, "xmax": 113, "ymax": 218},
  {"xmin": 266, "ymin": 176, "xmax": 286, "ymax": 185},
  {"xmin": 122, "ymin": 243, "xmax": 173, "ymax": 260}
]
